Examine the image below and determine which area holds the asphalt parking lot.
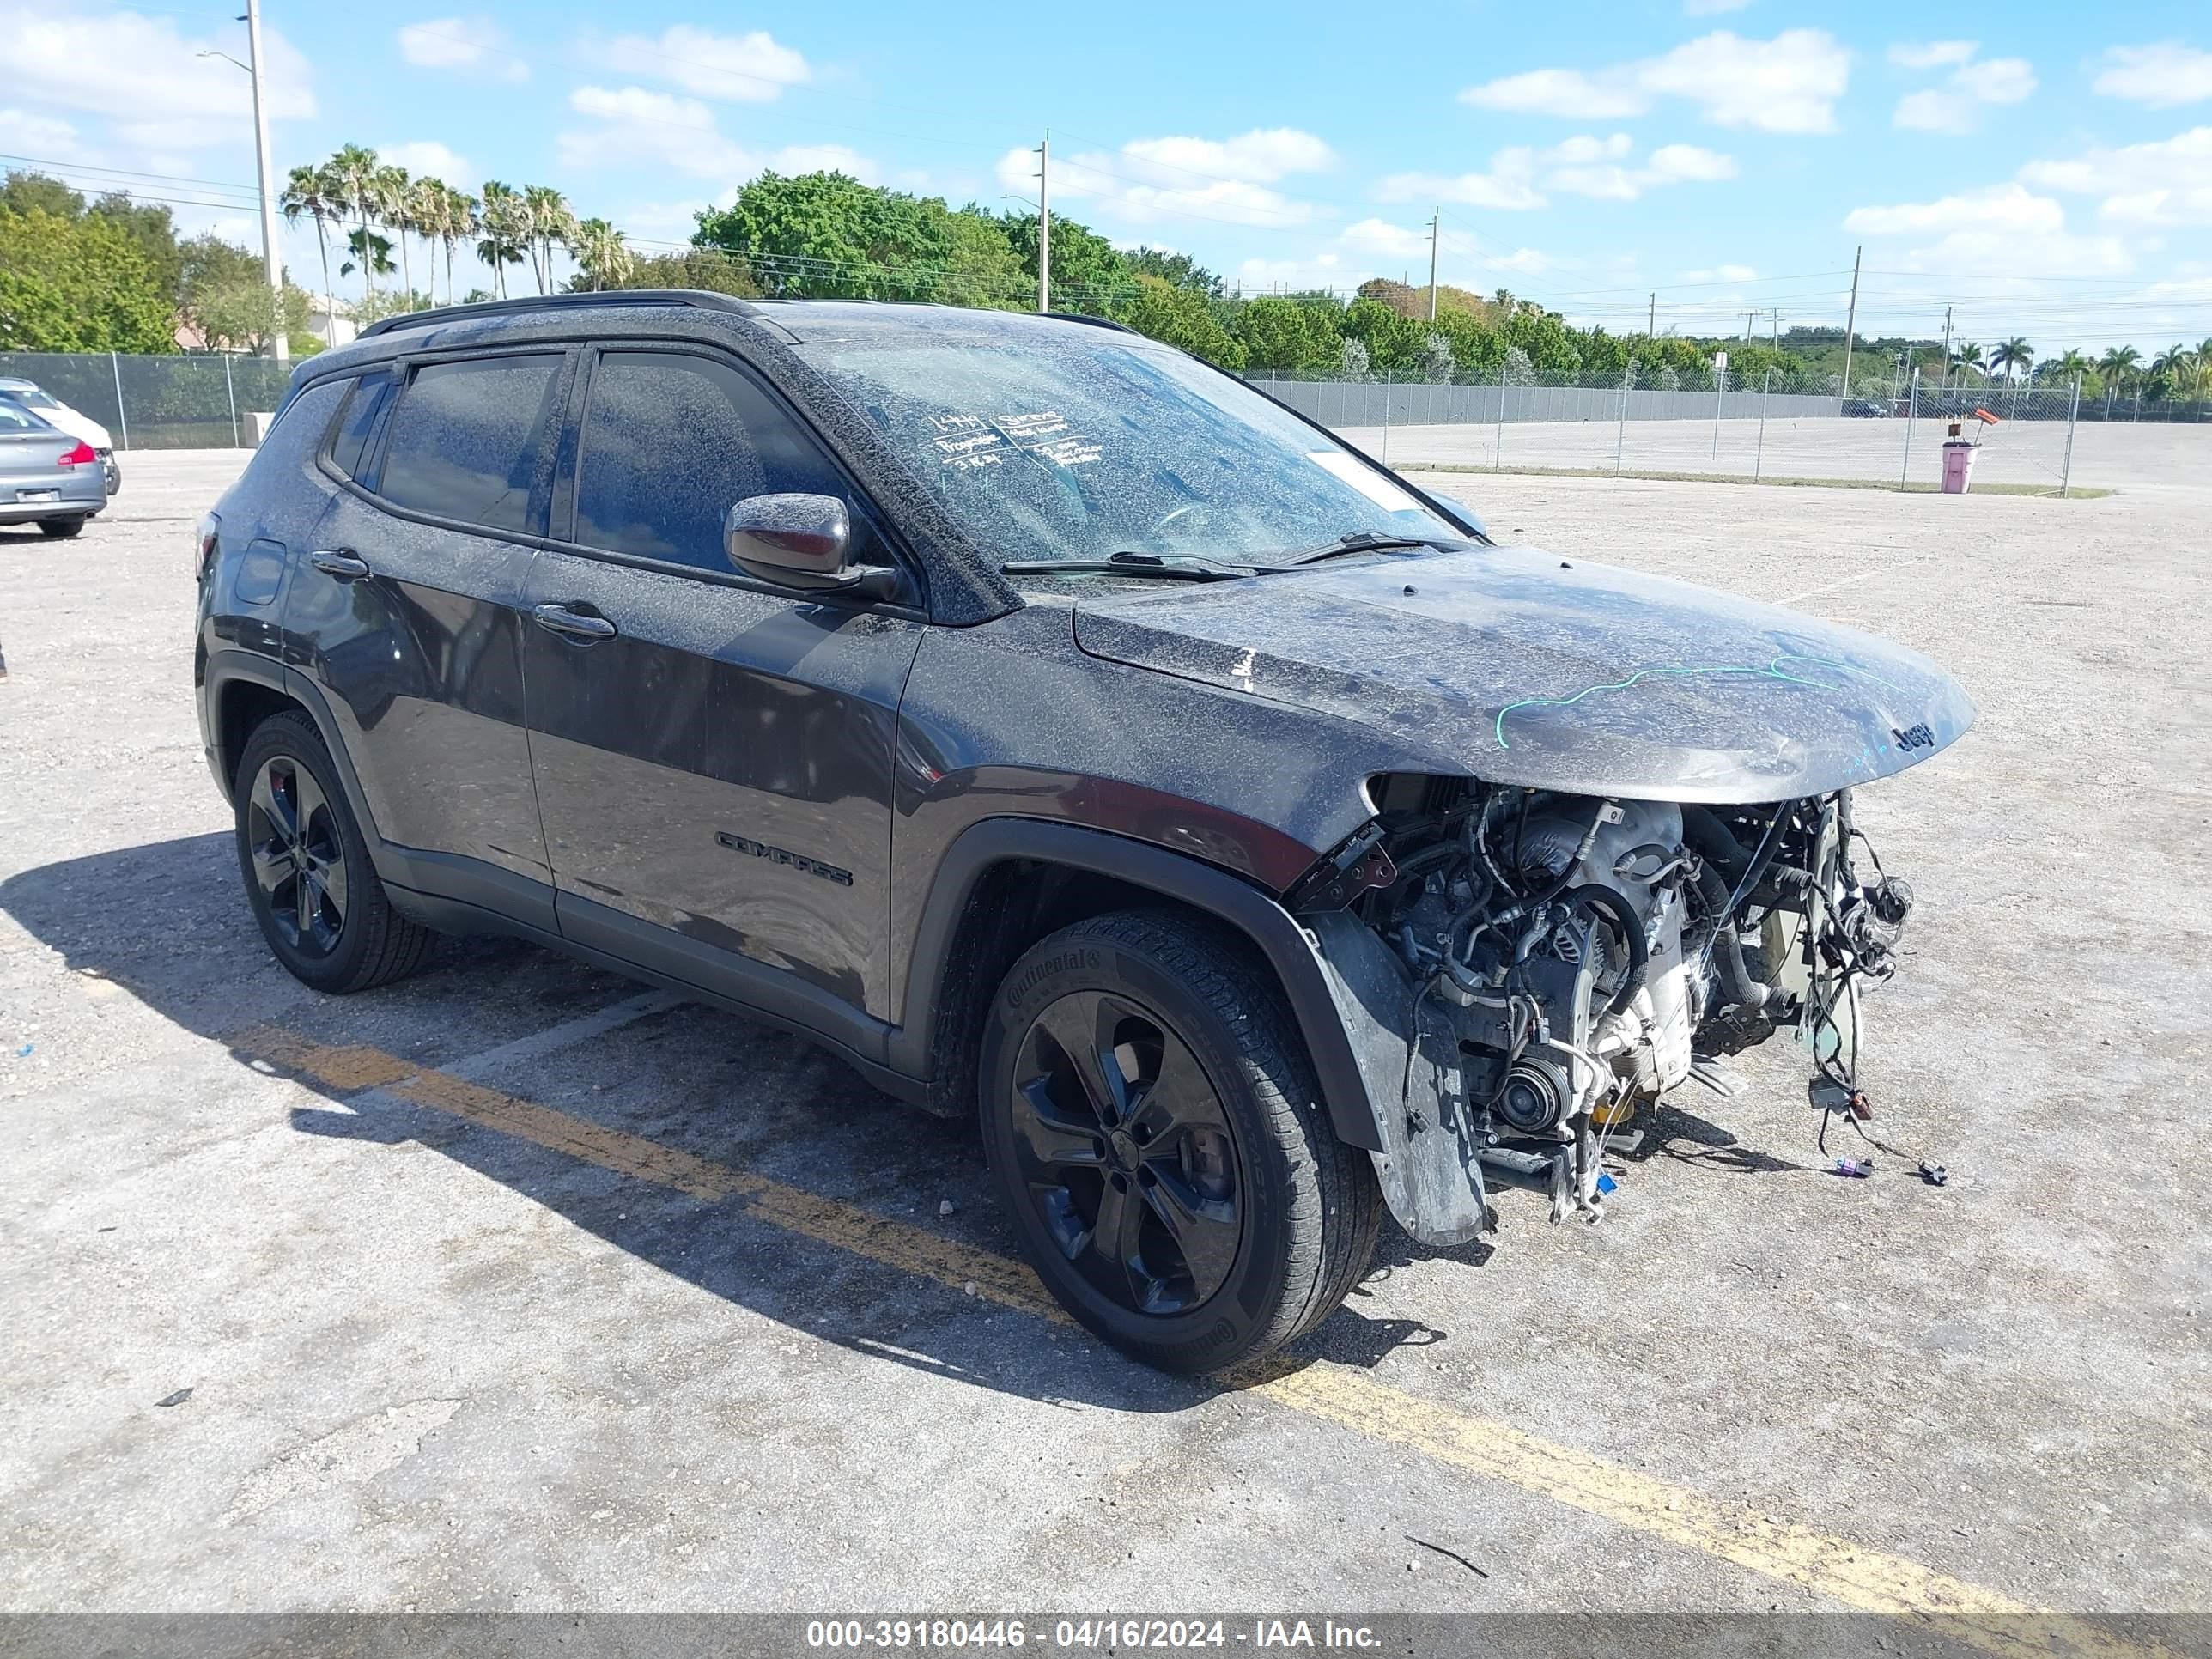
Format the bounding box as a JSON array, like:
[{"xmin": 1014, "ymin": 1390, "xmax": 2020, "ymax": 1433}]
[{"xmin": 2, "ymin": 450, "xmax": 2207, "ymax": 1623}]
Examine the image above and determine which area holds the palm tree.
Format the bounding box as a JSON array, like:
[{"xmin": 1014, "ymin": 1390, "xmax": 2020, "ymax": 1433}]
[
  {"xmin": 280, "ymin": 163, "xmax": 340, "ymax": 345},
  {"xmin": 1990, "ymin": 337, "xmax": 2034, "ymax": 386},
  {"xmin": 374, "ymin": 166, "xmax": 416, "ymax": 308},
  {"xmin": 1954, "ymin": 342, "xmax": 1986, "ymax": 383},
  {"xmin": 2151, "ymin": 344, "xmax": 2197, "ymax": 399},
  {"xmin": 2097, "ymin": 345, "xmax": 2142, "ymax": 415},
  {"xmin": 2052, "ymin": 349, "xmax": 2091, "ymax": 385},
  {"xmin": 476, "ymin": 181, "xmax": 527, "ymax": 300},
  {"xmin": 568, "ymin": 217, "xmax": 632, "ymax": 292},
  {"xmin": 325, "ymin": 144, "xmax": 384, "ymax": 307},
  {"xmin": 522, "ymin": 185, "xmax": 575, "ymax": 295}
]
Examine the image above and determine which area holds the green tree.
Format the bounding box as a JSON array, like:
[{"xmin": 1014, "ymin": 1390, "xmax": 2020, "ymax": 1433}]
[
  {"xmin": 324, "ymin": 144, "xmax": 385, "ymax": 306},
  {"xmin": 1235, "ymin": 295, "xmax": 1342, "ymax": 375},
  {"xmin": 1124, "ymin": 246, "xmax": 1223, "ymax": 296},
  {"xmin": 1122, "ymin": 275, "xmax": 1244, "ymax": 368},
  {"xmin": 608, "ymin": 246, "xmax": 763, "ymax": 297},
  {"xmin": 194, "ymin": 275, "xmax": 316, "ymax": 355},
  {"xmin": 0, "ymin": 206, "xmax": 176, "ymax": 351},
  {"xmin": 476, "ymin": 181, "xmax": 527, "ymax": 298},
  {"xmin": 999, "ymin": 210, "xmax": 1133, "ymax": 312}
]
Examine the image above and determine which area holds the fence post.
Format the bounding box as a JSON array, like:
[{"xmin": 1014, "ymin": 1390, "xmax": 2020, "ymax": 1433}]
[
  {"xmin": 224, "ymin": 352, "xmax": 240, "ymax": 447},
  {"xmin": 1494, "ymin": 358, "xmax": 1507, "ymax": 471},
  {"xmin": 1754, "ymin": 368, "xmax": 1771, "ymax": 483},
  {"xmin": 2061, "ymin": 373, "xmax": 2081, "ymax": 498},
  {"xmin": 1899, "ymin": 366, "xmax": 1919, "ymax": 489},
  {"xmin": 1712, "ymin": 363, "xmax": 1724, "ymax": 462},
  {"xmin": 1614, "ymin": 362, "xmax": 1629, "ymax": 475},
  {"xmin": 1382, "ymin": 369, "xmax": 1392, "ymax": 467},
  {"xmin": 109, "ymin": 351, "xmax": 131, "ymax": 452}
]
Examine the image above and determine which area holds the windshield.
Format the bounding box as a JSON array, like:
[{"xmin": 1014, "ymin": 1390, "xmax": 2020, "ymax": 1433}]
[
  {"xmin": 3, "ymin": 386, "xmax": 59, "ymax": 410},
  {"xmin": 791, "ymin": 329, "xmax": 1465, "ymax": 568},
  {"xmin": 0, "ymin": 398, "xmax": 55, "ymax": 434}
]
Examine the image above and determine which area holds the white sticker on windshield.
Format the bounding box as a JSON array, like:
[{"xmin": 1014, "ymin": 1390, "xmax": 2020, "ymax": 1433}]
[{"xmin": 1307, "ymin": 451, "xmax": 1421, "ymax": 512}]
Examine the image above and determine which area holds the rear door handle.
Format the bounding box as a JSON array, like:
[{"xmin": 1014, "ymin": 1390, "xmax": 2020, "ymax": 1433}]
[
  {"xmin": 532, "ymin": 601, "xmax": 617, "ymax": 641},
  {"xmin": 308, "ymin": 549, "xmax": 370, "ymax": 580}
]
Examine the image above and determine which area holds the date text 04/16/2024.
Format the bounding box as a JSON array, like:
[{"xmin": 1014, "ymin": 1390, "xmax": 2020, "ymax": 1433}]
[{"xmin": 804, "ymin": 1620, "xmax": 1382, "ymax": 1650}]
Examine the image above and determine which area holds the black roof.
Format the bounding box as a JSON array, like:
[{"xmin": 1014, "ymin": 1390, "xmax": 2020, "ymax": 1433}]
[{"xmin": 356, "ymin": 290, "xmax": 1135, "ymax": 345}]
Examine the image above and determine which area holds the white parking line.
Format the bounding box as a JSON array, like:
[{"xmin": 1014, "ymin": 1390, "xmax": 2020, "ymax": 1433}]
[
  {"xmin": 1775, "ymin": 558, "xmax": 1929, "ymax": 606},
  {"xmin": 442, "ymin": 990, "xmax": 686, "ymax": 1084}
]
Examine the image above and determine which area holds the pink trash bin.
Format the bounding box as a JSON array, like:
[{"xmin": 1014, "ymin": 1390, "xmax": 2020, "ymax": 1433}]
[{"xmin": 1941, "ymin": 441, "xmax": 1976, "ymax": 495}]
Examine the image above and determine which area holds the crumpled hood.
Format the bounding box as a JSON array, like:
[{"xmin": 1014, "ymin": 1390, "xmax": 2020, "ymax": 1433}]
[{"xmin": 1071, "ymin": 545, "xmax": 1975, "ymax": 804}]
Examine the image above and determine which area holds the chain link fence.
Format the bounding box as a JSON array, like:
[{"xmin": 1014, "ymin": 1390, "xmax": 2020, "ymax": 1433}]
[
  {"xmin": 0, "ymin": 350, "xmax": 293, "ymax": 450},
  {"xmin": 1252, "ymin": 369, "xmax": 2179, "ymax": 495}
]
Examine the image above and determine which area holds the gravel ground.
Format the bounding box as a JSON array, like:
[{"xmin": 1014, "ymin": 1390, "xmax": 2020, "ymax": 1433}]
[{"xmin": 0, "ymin": 449, "xmax": 2206, "ymax": 1619}]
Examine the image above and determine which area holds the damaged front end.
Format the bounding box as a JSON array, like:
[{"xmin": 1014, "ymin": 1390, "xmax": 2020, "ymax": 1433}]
[{"xmin": 1297, "ymin": 775, "xmax": 1917, "ymax": 1246}]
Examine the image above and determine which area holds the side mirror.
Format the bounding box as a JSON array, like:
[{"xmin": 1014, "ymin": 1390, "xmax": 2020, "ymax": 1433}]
[
  {"xmin": 1425, "ymin": 490, "xmax": 1487, "ymax": 539},
  {"xmin": 724, "ymin": 492, "xmax": 858, "ymax": 591}
]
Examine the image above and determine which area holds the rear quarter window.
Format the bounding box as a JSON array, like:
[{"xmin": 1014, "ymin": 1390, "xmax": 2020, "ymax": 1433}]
[{"xmin": 374, "ymin": 355, "xmax": 563, "ymax": 535}]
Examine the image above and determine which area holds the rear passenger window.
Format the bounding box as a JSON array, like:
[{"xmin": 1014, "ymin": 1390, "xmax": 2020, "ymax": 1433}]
[
  {"xmin": 330, "ymin": 371, "xmax": 394, "ymax": 479},
  {"xmin": 375, "ymin": 355, "xmax": 562, "ymax": 534},
  {"xmin": 573, "ymin": 350, "xmax": 872, "ymax": 573}
]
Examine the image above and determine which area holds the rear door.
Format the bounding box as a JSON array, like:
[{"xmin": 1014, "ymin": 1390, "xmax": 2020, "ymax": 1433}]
[
  {"xmin": 520, "ymin": 344, "xmax": 924, "ymax": 1031},
  {"xmin": 288, "ymin": 350, "xmax": 572, "ymax": 922}
]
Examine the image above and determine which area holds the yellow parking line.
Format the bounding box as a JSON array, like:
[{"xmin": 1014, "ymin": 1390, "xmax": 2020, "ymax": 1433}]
[{"xmin": 229, "ymin": 1024, "xmax": 2146, "ymax": 1654}]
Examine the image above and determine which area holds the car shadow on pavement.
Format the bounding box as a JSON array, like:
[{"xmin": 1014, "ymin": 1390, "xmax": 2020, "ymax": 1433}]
[{"xmin": 2, "ymin": 831, "xmax": 1445, "ymax": 1413}]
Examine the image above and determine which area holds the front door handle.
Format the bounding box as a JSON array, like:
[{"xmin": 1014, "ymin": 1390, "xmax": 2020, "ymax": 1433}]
[
  {"xmin": 308, "ymin": 549, "xmax": 369, "ymax": 580},
  {"xmin": 532, "ymin": 601, "xmax": 617, "ymax": 642}
]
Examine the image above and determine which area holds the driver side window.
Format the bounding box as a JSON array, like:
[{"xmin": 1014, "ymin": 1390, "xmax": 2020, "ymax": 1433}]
[{"xmin": 572, "ymin": 350, "xmax": 878, "ymax": 574}]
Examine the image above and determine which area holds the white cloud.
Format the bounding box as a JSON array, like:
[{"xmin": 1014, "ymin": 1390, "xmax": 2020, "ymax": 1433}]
[
  {"xmin": 1338, "ymin": 217, "xmax": 1431, "ymax": 259},
  {"xmin": 1843, "ymin": 184, "xmax": 2130, "ymax": 276},
  {"xmin": 397, "ymin": 17, "xmax": 525, "ymax": 80},
  {"xmin": 1463, "ymin": 30, "xmax": 1850, "ymax": 134},
  {"xmin": 0, "ymin": 107, "xmax": 82, "ymax": 157},
  {"xmin": 1889, "ymin": 40, "xmax": 1976, "ymax": 70},
  {"xmin": 1891, "ymin": 43, "xmax": 2036, "ymax": 134},
  {"xmin": 1378, "ymin": 134, "xmax": 1735, "ymax": 208},
  {"xmin": 603, "ymin": 26, "xmax": 809, "ymax": 102},
  {"xmin": 2021, "ymin": 127, "xmax": 2212, "ymax": 228},
  {"xmin": 2093, "ymin": 44, "xmax": 2212, "ymax": 108},
  {"xmin": 559, "ymin": 87, "xmax": 872, "ymax": 188},
  {"xmin": 379, "ymin": 141, "xmax": 474, "ymax": 184},
  {"xmin": 560, "ymin": 86, "xmax": 751, "ymax": 179},
  {"xmin": 995, "ymin": 128, "xmax": 1334, "ymax": 228},
  {"xmin": 0, "ymin": 4, "xmax": 314, "ymax": 149}
]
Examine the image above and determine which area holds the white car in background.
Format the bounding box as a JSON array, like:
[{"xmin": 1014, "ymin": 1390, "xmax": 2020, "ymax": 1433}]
[{"xmin": 0, "ymin": 379, "xmax": 120, "ymax": 495}]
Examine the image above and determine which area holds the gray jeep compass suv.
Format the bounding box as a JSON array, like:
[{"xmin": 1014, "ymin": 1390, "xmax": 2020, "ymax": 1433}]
[{"xmin": 196, "ymin": 292, "xmax": 1971, "ymax": 1372}]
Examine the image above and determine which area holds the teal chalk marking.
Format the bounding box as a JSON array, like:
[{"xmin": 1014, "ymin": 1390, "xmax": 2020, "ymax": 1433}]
[{"xmin": 1493, "ymin": 653, "xmax": 1904, "ymax": 750}]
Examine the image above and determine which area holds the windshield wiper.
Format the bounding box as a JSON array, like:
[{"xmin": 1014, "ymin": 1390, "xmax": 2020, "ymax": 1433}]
[
  {"xmin": 998, "ymin": 550, "xmax": 1250, "ymax": 582},
  {"xmin": 1274, "ymin": 529, "xmax": 1467, "ymax": 567}
]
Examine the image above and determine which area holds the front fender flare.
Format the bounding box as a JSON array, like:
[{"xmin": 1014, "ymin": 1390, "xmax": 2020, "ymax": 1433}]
[{"xmin": 892, "ymin": 818, "xmax": 1385, "ymax": 1152}]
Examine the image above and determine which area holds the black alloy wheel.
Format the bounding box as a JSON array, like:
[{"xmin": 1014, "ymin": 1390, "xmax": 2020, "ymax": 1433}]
[
  {"xmin": 981, "ymin": 911, "xmax": 1382, "ymax": 1374},
  {"xmin": 233, "ymin": 710, "xmax": 434, "ymax": 994},
  {"xmin": 246, "ymin": 757, "xmax": 348, "ymax": 957},
  {"xmin": 1010, "ymin": 988, "xmax": 1243, "ymax": 1317}
]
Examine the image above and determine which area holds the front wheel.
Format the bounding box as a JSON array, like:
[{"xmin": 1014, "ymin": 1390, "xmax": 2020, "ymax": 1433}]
[{"xmin": 981, "ymin": 911, "xmax": 1380, "ymax": 1374}]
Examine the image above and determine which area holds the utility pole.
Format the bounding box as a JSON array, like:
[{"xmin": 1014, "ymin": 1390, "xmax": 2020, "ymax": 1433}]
[
  {"xmin": 1940, "ymin": 304, "xmax": 1953, "ymax": 388},
  {"xmin": 1427, "ymin": 208, "xmax": 1439, "ymax": 321},
  {"xmin": 1036, "ymin": 132, "xmax": 1050, "ymax": 315},
  {"xmin": 245, "ymin": 0, "xmax": 286, "ymax": 362},
  {"xmin": 1841, "ymin": 245, "xmax": 1863, "ymax": 396},
  {"xmin": 1648, "ymin": 292, "xmax": 1656, "ymax": 337},
  {"xmin": 1744, "ymin": 310, "xmax": 1756, "ymax": 343},
  {"xmin": 1771, "ymin": 308, "xmax": 1780, "ymax": 347}
]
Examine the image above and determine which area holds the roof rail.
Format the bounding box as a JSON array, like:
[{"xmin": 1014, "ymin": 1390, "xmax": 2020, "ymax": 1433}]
[{"xmin": 358, "ymin": 289, "xmax": 759, "ymax": 339}]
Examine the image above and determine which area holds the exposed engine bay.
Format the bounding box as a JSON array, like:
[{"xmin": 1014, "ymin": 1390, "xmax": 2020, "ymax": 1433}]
[{"xmin": 1301, "ymin": 775, "xmax": 1919, "ymax": 1242}]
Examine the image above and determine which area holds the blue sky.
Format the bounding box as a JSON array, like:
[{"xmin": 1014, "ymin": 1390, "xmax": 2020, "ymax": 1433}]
[{"xmin": 6, "ymin": 1, "xmax": 2212, "ymax": 351}]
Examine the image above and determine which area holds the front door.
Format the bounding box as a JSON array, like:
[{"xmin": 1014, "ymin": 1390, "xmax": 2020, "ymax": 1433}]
[{"xmin": 520, "ymin": 346, "xmax": 923, "ymax": 1036}]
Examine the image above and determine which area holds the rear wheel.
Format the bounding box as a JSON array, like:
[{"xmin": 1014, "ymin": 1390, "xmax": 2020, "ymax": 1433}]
[
  {"xmin": 37, "ymin": 517, "xmax": 85, "ymax": 539},
  {"xmin": 981, "ymin": 911, "xmax": 1380, "ymax": 1374},
  {"xmin": 234, "ymin": 710, "xmax": 434, "ymax": 993}
]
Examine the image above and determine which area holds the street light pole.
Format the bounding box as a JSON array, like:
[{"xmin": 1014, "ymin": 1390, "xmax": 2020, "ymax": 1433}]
[{"xmin": 246, "ymin": 0, "xmax": 287, "ymax": 361}]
